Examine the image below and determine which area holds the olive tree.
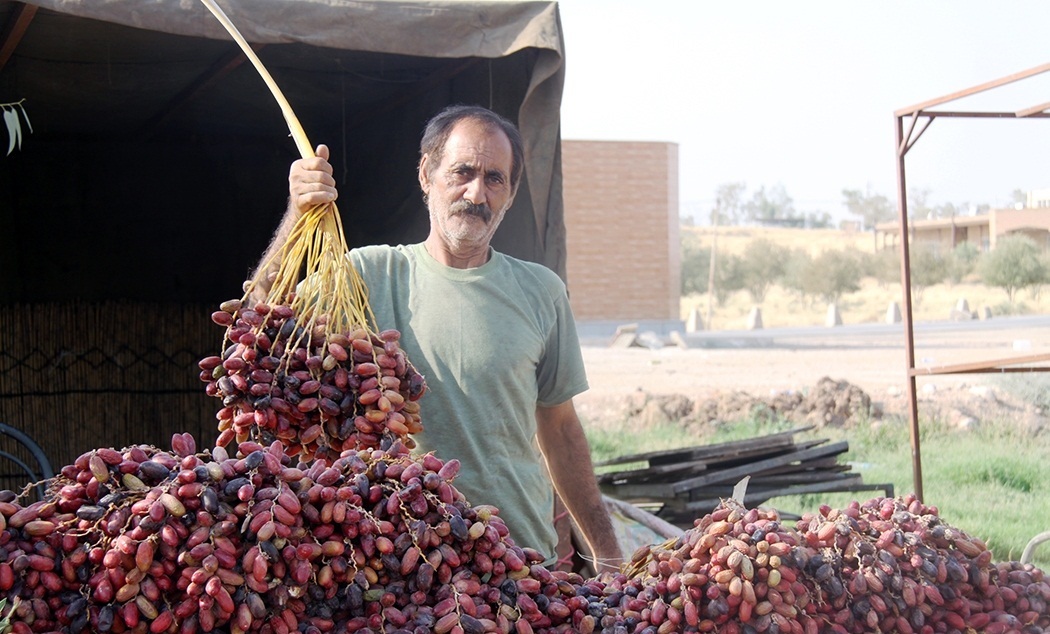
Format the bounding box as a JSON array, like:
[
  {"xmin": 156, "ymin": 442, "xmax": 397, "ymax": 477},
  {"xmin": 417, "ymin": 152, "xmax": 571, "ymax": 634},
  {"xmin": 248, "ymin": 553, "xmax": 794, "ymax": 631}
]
[
  {"xmin": 740, "ymin": 237, "xmax": 789, "ymax": 303},
  {"xmin": 908, "ymin": 244, "xmax": 948, "ymax": 306},
  {"xmin": 802, "ymin": 250, "xmax": 863, "ymax": 304},
  {"xmin": 680, "ymin": 234, "xmax": 711, "ymax": 295},
  {"xmin": 979, "ymin": 235, "xmax": 1046, "ymax": 302}
]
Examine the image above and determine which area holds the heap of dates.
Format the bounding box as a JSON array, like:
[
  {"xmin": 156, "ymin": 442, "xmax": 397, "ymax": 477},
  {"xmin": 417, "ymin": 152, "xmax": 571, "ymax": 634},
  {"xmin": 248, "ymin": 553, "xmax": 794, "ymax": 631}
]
[
  {"xmin": 0, "ymin": 298, "xmax": 1047, "ymax": 633},
  {"xmin": 1, "ymin": 439, "xmax": 1049, "ymax": 633},
  {"xmin": 0, "ymin": 434, "xmax": 603, "ymax": 634},
  {"xmin": 608, "ymin": 495, "xmax": 1049, "ymax": 634},
  {"xmin": 202, "ymin": 299, "xmax": 427, "ymax": 463}
]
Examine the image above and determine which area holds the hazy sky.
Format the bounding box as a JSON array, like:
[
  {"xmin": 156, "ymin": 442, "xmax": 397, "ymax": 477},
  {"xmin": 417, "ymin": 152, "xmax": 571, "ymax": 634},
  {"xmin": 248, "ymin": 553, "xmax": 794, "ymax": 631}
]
[{"xmin": 555, "ymin": 1, "xmax": 1050, "ymax": 223}]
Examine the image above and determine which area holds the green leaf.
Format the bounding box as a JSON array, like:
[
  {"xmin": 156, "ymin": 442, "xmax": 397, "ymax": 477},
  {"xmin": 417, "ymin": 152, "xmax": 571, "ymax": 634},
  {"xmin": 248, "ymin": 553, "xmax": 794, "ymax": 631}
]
[
  {"xmin": 16, "ymin": 102, "xmax": 32, "ymax": 133},
  {"xmin": 3, "ymin": 107, "xmax": 20, "ymax": 156}
]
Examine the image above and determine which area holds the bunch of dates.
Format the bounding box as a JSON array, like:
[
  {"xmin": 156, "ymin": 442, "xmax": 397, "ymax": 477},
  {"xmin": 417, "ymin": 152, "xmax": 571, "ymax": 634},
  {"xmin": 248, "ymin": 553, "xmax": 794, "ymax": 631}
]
[{"xmin": 202, "ymin": 299, "xmax": 427, "ymax": 462}]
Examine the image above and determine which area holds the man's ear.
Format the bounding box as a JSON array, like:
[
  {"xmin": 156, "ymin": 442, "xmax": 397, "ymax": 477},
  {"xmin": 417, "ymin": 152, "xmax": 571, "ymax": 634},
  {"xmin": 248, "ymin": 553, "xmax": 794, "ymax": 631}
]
[{"xmin": 417, "ymin": 154, "xmax": 432, "ymax": 196}]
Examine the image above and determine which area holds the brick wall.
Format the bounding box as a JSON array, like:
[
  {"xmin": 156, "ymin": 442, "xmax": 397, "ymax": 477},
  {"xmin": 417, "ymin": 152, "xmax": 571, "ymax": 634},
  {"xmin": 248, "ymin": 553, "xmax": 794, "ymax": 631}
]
[{"xmin": 561, "ymin": 140, "xmax": 680, "ymax": 321}]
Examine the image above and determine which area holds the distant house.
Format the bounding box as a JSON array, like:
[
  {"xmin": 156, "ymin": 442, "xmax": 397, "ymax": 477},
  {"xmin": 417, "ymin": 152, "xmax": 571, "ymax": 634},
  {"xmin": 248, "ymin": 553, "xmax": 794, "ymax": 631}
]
[
  {"xmin": 1028, "ymin": 188, "xmax": 1050, "ymax": 208},
  {"xmin": 875, "ymin": 206, "xmax": 1050, "ymax": 254}
]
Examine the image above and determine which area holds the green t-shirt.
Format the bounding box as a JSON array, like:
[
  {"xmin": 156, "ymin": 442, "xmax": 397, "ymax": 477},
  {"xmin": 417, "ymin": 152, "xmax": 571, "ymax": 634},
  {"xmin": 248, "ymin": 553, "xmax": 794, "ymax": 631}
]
[{"xmin": 348, "ymin": 243, "xmax": 589, "ymax": 557}]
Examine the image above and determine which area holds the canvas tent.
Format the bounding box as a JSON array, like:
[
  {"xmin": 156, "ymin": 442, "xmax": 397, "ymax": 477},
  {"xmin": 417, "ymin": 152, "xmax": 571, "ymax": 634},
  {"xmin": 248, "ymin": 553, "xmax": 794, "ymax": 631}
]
[
  {"xmin": 0, "ymin": 0, "xmax": 566, "ymax": 475},
  {"xmin": 0, "ymin": 0, "xmax": 567, "ymax": 299}
]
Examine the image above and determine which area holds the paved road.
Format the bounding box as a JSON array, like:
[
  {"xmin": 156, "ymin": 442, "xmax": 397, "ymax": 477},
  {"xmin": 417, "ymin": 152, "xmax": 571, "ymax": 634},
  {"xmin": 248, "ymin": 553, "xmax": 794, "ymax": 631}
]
[
  {"xmin": 680, "ymin": 314, "xmax": 1050, "ymax": 350},
  {"xmin": 578, "ymin": 314, "xmax": 1050, "ymax": 401}
]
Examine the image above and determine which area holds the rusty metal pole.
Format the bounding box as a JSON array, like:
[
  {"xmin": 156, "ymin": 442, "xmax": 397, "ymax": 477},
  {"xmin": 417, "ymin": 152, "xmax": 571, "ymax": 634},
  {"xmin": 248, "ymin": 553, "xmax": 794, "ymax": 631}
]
[{"xmin": 895, "ymin": 114, "xmax": 923, "ymax": 502}]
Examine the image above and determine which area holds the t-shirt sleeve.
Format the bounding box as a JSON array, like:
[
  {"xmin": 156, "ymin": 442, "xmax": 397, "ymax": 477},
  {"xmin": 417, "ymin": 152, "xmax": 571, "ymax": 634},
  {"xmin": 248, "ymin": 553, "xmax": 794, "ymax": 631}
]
[{"xmin": 535, "ymin": 283, "xmax": 589, "ymax": 408}]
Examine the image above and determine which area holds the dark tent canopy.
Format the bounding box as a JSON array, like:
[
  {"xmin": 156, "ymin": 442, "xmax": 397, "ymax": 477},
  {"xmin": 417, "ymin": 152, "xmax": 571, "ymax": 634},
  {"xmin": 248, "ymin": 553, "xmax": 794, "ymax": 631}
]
[
  {"xmin": 0, "ymin": 0, "xmax": 566, "ymax": 475},
  {"xmin": 0, "ymin": 0, "xmax": 567, "ymax": 301}
]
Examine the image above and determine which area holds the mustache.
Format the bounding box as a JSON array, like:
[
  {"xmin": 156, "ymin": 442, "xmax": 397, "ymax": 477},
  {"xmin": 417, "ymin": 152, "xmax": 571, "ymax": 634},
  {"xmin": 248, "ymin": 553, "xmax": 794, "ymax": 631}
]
[{"xmin": 450, "ymin": 199, "xmax": 493, "ymax": 222}]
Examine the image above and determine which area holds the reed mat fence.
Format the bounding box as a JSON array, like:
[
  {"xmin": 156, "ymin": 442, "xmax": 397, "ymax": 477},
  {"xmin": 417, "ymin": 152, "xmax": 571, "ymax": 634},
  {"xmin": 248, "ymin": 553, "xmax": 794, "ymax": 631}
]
[{"xmin": 0, "ymin": 302, "xmax": 224, "ymax": 495}]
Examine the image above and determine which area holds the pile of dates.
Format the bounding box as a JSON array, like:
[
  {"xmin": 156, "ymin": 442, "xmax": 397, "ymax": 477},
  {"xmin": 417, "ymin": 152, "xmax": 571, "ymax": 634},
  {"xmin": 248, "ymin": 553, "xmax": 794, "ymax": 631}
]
[
  {"xmin": 2, "ymin": 300, "xmax": 1045, "ymax": 633},
  {"xmin": 601, "ymin": 495, "xmax": 1049, "ymax": 634},
  {"xmin": 0, "ymin": 435, "xmax": 601, "ymax": 633},
  {"xmin": 1, "ymin": 445, "xmax": 1048, "ymax": 634}
]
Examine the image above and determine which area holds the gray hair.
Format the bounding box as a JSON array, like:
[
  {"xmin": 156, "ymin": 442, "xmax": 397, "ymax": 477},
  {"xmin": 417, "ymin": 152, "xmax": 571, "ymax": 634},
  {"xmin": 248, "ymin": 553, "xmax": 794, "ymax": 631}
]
[{"xmin": 419, "ymin": 104, "xmax": 525, "ymax": 192}]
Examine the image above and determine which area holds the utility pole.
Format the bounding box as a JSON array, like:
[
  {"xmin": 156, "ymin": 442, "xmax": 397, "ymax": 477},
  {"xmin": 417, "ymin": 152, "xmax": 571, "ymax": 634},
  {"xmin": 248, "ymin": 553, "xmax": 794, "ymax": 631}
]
[{"xmin": 706, "ymin": 209, "xmax": 719, "ymax": 329}]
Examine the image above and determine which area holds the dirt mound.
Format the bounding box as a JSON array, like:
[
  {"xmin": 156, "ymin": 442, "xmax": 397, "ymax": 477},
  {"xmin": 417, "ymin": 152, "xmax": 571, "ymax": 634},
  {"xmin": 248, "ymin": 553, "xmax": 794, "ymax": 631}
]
[
  {"xmin": 576, "ymin": 372, "xmax": 1050, "ymax": 439},
  {"xmin": 578, "ymin": 376, "xmax": 880, "ymax": 432}
]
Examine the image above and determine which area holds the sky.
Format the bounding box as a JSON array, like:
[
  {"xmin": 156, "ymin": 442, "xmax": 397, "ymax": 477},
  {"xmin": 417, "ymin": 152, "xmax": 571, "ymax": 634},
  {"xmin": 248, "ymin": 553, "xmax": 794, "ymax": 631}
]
[{"xmin": 555, "ymin": 1, "xmax": 1050, "ymax": 224}]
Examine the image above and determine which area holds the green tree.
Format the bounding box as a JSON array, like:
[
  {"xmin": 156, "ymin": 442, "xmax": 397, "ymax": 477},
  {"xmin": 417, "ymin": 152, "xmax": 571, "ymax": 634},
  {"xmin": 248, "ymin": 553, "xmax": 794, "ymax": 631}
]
[
  {"xmin": 1010, "ymin": 188, "xmax": 1027, "ymax": 208},
  {"xmin": 1035, "ymin": 251, "xmax": 1050, "ymax": 300},
  {"xmin": 802, "ymin": 210, "xmax": 834, "ymax": 229},
  {"xmin": 711, "ymin": 252, "xmax": 745, "ymax": 306},
  {"xmin": 680, "ymin": 235, "xmax": 710, "ymax": 295},
  {"xmin": 908, "ymin": 187, "xmax": 933, "ymax": 221},
  {"xmin": 908, "ymin": 243, "xmax": 947, "ymax": 305},
  {"xmin": 979, "ymin": 235, "xmax": 1046, "ymax": 302},
  {"xmin": 745, "ymin": 184, "xmax": 795, "ymax": 225},
  {"xmin": 859, "ymin": 248, "xmax": 901, "ymax": 288},
  {"xmin": 712, "ymin": 182, "xmax": 747, "ymax": 226},
  {"xmin": 740, "ymin": 237, "xmax": 789, "ymax": 303},
  {"xmin": 945, "ymin": 242, "xmax": 980, "ymax": 285},
  {"xmin": 931, "ymin": 201, "xmax": 960, "ymax": 219},
  {"xmin": 842, "ymin": 187, "xmax": 895, "ymax": 230},
  {"xmin": 780, "ymin": 248, "xmax": 814, "ymax": 306},
  {"xmin": 799, "ymin": 250, "xmax": 863, "ymax": 304}
]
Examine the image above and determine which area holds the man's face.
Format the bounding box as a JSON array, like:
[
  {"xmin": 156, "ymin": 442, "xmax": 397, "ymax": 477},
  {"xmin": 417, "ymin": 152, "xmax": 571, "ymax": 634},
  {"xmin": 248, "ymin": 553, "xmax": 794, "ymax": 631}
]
[{"xmin": 419, "ymin": 119, "xmax": 516, "ymax": 254}]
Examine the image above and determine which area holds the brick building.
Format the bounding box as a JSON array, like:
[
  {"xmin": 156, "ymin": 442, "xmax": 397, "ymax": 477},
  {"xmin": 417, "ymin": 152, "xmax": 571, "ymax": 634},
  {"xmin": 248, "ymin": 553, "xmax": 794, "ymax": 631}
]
[{"xmin": 561, "ymin": 140, "xmax": 682, "ymax": 336}]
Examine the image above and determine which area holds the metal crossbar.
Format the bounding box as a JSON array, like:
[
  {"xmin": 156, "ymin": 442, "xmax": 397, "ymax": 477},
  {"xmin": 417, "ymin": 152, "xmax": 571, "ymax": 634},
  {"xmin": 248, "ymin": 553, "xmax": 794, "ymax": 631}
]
[{"xmin": 0, "ymin": 422, "xmax": 53, "ymax": 499}]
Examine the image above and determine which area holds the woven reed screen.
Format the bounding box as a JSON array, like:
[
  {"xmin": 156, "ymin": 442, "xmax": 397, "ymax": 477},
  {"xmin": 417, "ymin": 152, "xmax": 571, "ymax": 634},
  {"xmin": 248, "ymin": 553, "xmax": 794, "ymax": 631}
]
[{"xmin": 0, "ymin": 302, "xmax": 223, "ymax": 495}]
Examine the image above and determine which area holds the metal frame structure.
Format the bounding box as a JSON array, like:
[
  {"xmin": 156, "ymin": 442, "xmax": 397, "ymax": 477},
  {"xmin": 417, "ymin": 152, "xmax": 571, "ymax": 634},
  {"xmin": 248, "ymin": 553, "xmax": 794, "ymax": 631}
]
[{"xmin": 894, "ymin": 63, "xmax": 1050, "ymax": 501}]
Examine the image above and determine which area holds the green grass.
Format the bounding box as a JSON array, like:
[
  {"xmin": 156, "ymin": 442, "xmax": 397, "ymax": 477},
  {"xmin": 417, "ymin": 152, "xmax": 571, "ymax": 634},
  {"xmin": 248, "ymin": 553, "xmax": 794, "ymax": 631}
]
[{"xmin": 585, "ymin": 410, "xmax": 1050, "ymax": 569}]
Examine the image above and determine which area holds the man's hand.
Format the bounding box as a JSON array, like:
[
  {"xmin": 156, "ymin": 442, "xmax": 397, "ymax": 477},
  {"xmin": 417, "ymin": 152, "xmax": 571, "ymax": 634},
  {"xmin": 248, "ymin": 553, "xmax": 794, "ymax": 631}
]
[
  {"xmin": 248, "ymin": 144, "xmax": 338, "ymax": 299},
  {"xmin": 289, "ymin": 144, "xmax": 338, "ymax": 215}
]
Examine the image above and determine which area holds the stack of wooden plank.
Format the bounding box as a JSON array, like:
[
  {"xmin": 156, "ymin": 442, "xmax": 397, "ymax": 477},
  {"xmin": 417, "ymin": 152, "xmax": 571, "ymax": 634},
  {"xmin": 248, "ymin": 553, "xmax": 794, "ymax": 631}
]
[{"xmin": 595, "ymin": 427, "xmax": 893, "ymax": 528}]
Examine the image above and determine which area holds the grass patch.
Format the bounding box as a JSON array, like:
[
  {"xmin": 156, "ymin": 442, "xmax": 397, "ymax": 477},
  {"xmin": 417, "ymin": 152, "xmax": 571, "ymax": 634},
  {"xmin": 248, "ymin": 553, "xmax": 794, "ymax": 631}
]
[{"xmin": 995, "ymin": 374, "xmax": 1050, "ymax": 411}]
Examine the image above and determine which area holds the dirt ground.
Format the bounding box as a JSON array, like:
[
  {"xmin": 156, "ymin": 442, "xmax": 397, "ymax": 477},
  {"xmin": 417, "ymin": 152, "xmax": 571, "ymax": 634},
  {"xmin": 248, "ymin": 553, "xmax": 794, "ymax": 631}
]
[{"xmin": 574, "ymin": 320, "xmax": 1050, "ymax": 434}]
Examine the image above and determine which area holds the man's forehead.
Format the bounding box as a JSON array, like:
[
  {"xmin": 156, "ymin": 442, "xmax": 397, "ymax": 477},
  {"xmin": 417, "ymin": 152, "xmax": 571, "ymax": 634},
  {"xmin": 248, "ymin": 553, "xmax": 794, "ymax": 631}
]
[{"xmin": 441, "ymin": 121, "xmax": 513, "ymax": 168}]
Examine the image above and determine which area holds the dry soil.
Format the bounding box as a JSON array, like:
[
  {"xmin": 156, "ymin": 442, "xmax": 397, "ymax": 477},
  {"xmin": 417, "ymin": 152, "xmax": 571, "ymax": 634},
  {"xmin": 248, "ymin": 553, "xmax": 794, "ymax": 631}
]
[{"xmin": 575, "ymin": 319, "xmax": 1050, "ymax": 433}]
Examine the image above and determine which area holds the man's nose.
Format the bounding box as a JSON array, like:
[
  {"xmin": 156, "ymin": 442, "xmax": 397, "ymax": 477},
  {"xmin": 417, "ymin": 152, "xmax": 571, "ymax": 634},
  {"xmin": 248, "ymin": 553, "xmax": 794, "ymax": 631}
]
[{"xmin": 463, "ymin": 176, "xmax": 487, "ymax": 206}]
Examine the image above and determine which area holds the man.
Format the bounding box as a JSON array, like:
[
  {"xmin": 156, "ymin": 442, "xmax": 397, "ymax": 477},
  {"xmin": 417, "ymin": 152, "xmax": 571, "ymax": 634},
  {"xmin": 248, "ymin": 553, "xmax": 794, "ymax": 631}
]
[{"xmin": 256, "ymin": 105, "xmax": 621, "ymax": 573}]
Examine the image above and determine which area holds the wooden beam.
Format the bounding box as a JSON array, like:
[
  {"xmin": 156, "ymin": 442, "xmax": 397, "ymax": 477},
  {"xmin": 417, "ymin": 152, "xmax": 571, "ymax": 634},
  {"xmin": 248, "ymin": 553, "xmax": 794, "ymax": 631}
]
[
  {"xmin": 0, "ymin": 2, "xmax": 37, "ymax": 73},
  {"xmin": 1017, "ymin": 101, "xmax": 1050, "ymax": 118},
  {"xmin": 595, "ymin": 427, "xmax": 811, "ymax": 467},
  {"xmin": 909, "ymin": 110, "xmax": 1050, "ymax": 119},
  {"xmin": 683, "ymin": 479, "xmax": 895, "ymax": 513},
  {"xmin": 596, "ymin": 461, "xmax": 707, "ymax": 485},
  {"xmin": 909, "ymin": 352, "xmax": 1050, "ymax": 377},
  {"xmin": 598, "ymin": 481, "xmax": 677, "ymax": 501},
  {"xmin": 669, "ymin": 441, "xmax": 849, "ymax": 495},
  {"xmin": 895, "ymin": 62, "xmax": 1050, "ymax": 117}
]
